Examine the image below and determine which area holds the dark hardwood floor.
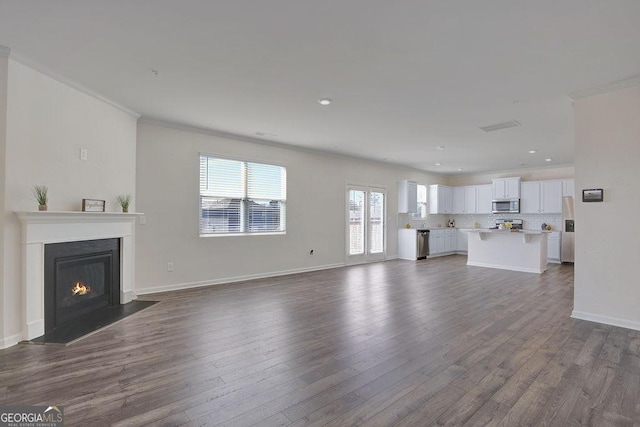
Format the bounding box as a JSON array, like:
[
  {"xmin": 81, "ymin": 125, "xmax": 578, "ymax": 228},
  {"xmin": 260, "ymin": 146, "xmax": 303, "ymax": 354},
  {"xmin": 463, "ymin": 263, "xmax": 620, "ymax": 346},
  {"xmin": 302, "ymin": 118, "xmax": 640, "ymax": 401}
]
[{"xmin": 1, "ymin": 256, "xmax": 638, "ymax": 426}]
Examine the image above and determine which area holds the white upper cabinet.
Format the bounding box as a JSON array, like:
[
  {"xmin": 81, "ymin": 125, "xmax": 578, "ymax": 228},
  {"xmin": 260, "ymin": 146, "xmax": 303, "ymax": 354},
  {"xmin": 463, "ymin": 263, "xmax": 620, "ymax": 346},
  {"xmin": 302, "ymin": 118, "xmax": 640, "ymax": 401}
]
[
  {"xmin": 476, "ymin": 184, "xmax": 493, "ymax": 214},
  {"xmin": 398, "ymin": 180, "xmax": 417, "ymax": 213},
  {"xmin": 452, "ymin": 187, "xmax": 465, "ymax": 214},
  {"xmin": 541, "ymin": 180, "xmax": 563, "ymax": 213},
  {"xmin": 455, "ymin": 185, "xmax": 498, "ymax": 214},
  {"xmin": 464, "ymin": 186, "xmax": 477, "ymax": 214},
  {"xmin": 492, "ymin": 177, "xmax": 521, "ymax": 199},
  {"xmin": 562, "ymin": 179, "xmax": 575, "ymax": 198},
  {"xmin": 429, "ymin": 185, "xmax": 453, "ymax": 214},
  {"xmin": 453, "ymin": 186, "xmax": 477, "ymax": 214},
  {"xmin": 520, "ymin": 180, "xmax": 563, "ymax": 214},
  {"xmin": 520, "ymin": 181, "xmax": 541, "ymax": 214}
]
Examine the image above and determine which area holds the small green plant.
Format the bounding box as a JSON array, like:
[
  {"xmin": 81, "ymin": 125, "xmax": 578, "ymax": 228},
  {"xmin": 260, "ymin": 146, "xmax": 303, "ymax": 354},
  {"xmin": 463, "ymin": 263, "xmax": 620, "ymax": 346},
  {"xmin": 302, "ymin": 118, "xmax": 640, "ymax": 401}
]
[
  {"xmin": 33, "ymin": 185, "xmax": 48, "ymax": 206},
  {"xmin": 116, "ymin": 194, "xmax": 131, "ymax": 210}
]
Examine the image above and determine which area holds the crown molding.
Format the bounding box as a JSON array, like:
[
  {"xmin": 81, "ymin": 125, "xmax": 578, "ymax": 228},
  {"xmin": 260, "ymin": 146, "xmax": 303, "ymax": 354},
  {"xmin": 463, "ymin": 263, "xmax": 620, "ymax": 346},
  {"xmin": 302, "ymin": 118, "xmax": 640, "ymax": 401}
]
[
  {"xmin": 569, "ymin": 73, "xmax": 640, "ymax": 100},
  {"xmin": 138, "ymin": 117, "xmax": 440, "ymax": 177},
  {"xmin": 0, "ymin": 45, "xmax": 11, "ymax": 58}
]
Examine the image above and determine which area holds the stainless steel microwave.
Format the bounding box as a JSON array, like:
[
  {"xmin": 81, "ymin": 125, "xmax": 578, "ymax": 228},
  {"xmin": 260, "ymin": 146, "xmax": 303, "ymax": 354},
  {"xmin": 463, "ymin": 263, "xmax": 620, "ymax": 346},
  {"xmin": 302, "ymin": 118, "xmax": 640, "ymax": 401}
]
[{"xmin": 492, "ymin": 199, "xmax": 520, "ymax": 214}]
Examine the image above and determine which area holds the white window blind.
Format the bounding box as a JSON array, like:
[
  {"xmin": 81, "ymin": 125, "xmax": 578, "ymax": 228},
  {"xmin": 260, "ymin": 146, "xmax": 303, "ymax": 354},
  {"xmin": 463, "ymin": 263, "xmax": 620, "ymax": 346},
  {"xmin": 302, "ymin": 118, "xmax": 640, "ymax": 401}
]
[{"xmin": 199, "ymin": 155, "xmax": 286, "ymax": 235}]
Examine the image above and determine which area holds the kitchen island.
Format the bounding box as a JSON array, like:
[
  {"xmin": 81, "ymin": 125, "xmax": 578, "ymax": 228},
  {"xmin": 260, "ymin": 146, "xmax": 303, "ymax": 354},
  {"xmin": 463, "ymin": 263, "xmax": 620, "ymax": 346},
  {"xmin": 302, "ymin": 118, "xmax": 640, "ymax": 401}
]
[{"xmin": 467, "ymin": 229, "xmax": 548, "ymax": 274}]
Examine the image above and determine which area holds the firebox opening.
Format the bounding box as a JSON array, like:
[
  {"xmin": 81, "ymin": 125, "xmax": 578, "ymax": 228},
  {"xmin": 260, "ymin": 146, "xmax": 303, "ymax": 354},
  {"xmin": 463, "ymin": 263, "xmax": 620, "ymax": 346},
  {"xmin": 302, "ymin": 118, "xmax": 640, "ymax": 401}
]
[{"xmin": 44, "ymin": 238, "xmax": 120, "ymax": 334}]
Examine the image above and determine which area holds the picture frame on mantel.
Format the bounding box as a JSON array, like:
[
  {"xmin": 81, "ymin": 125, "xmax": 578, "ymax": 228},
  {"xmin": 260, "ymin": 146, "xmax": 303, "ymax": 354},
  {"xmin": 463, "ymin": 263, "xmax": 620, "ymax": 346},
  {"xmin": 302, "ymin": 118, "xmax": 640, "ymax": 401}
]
[{"xmin": 82, "ymin": 199, "xmax": 106, "ymax": 212}]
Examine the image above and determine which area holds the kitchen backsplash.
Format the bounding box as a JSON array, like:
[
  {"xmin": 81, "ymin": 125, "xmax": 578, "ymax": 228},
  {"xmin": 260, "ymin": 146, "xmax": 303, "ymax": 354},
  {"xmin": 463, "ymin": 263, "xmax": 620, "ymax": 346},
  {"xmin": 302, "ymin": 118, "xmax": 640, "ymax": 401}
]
[{"xmin": 402, "ymin": 213, "xmax": 562, "ymax": 231}]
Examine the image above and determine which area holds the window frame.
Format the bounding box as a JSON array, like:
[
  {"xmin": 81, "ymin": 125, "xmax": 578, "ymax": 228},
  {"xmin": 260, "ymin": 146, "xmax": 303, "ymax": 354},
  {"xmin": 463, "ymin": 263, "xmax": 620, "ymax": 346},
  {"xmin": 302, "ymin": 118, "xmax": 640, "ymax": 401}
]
[{"xmin": 199, "ymin": 153, "xmax": 287, "ymax": 237}]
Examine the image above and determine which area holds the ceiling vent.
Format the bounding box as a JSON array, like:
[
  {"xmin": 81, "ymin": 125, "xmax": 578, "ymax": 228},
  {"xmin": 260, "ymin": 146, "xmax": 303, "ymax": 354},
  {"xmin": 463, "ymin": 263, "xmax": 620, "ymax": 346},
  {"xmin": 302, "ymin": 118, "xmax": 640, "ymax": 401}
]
[{"xmin": 479, "ymin": 120, "xmax": 521, "ymax": 132}]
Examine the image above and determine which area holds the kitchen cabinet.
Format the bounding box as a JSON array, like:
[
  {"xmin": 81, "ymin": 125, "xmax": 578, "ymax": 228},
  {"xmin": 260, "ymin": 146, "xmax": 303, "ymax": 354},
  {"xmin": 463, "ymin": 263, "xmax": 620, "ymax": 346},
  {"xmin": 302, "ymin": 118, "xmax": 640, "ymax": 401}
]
[
  {"xmin": 457, "ymin": 229, "xmax": 469, "ymax": 253},
  {"xmin": 429, "ymin": 229, "xmax": 445, "ymax": 255},
  {"xmin": 547, "ymin": 232, "xmax": 561, "ymax": 263},
  {"xmin": 453, "ymin": 186, "xmax": 477, "ymax": 214},
  {"xmin": 492, "ymin": 177, "xmax": 521, "ymax": 199},
  {"xmin": 398, "ymin": 180, "xmax": 417, "ymax": 213},
  {"xmin": 476, "ymin": 185, "xmax": 493, "ymax": 214},
  {"xmin": 398, "ymin": 228, "xmax": 417, "ymax": 260},
  {"xmin": 562, "ymin": 179, "xmax": 575, "ymax": 198},
  {"xmin": 520, "ymin": 180, "xmax": 562, "ymax": 214},
  {"xmin": 429, "ymin": 229, "xmax": 464, "ymax": 257},
  {"xmin": 429, "ymin": 185, "xmax": 453, "ymax": 214},
  {"xmin": 444, "ymin": 229, "xmax": 456, "ymax": 252},
  {"xmin": 520, "ymin": 181, "xmax": 540, "ymax": 213}
]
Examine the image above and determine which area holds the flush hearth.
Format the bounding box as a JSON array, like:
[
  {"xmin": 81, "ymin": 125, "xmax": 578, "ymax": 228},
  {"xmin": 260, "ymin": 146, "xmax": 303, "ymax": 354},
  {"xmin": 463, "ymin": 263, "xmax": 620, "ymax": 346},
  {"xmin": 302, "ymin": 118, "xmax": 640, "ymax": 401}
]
[{"xmin": 44, "ymin": 239, "xmax": 120, "ymax": 334}]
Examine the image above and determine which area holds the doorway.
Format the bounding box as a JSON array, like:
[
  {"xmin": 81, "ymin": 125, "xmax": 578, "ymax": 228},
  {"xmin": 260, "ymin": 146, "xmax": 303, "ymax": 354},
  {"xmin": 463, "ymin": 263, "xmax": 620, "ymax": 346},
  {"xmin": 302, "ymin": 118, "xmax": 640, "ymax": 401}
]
[{"xmin": 346, "ymin": 186, "xmax": 386, "ymax": 265}]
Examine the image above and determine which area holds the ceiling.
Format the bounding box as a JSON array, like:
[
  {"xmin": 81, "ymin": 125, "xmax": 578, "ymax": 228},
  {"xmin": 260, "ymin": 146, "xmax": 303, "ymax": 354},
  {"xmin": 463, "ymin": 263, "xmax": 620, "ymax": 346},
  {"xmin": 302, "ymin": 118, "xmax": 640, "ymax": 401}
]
[{"xmin": 1, "ymin": 1, "xmax": 639, "ymax": 175}]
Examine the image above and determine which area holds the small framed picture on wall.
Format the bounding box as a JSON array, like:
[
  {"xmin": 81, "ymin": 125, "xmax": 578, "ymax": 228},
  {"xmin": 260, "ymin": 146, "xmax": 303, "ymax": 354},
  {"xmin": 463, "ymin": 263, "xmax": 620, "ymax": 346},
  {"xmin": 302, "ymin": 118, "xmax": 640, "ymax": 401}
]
[{"xmin": 582, "ymin": 189, "xmax": 603, "ymax": 202}]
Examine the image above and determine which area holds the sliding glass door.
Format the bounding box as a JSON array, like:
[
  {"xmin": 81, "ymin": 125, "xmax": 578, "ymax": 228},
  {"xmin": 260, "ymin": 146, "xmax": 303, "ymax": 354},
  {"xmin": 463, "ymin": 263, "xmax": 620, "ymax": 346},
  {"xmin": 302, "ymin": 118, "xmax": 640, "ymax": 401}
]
[{"xmin": 347, "ymin": 186, "xmax": 386, "ymax": 264}]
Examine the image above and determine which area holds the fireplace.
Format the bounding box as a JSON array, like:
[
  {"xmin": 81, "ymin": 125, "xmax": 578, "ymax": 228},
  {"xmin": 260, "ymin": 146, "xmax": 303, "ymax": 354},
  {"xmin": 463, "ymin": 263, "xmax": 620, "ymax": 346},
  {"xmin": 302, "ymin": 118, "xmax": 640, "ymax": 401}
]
[
  {"xmin": 16, "ymin": 211, "xmax": 139, "ymax": 344},
  {"xmin": 44, "ymin": 239, "xmax": 120, "ymax": 333}
]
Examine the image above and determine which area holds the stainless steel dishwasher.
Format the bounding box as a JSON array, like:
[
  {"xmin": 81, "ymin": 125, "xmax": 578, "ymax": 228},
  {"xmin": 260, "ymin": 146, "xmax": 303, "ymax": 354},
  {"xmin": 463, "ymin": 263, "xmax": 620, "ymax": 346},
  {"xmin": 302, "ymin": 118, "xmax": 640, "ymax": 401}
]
[{"xmin": 417, "ymin": 229, "xmax": 430, "ymax": 260}]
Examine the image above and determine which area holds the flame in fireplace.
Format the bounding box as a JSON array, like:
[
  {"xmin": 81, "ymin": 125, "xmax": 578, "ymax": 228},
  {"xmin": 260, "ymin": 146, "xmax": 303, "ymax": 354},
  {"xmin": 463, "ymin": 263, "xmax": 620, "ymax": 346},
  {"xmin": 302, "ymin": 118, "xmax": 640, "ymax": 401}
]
[{"xmin": 71, "ymin": 282, "xmax": 91, "ymax": 296}]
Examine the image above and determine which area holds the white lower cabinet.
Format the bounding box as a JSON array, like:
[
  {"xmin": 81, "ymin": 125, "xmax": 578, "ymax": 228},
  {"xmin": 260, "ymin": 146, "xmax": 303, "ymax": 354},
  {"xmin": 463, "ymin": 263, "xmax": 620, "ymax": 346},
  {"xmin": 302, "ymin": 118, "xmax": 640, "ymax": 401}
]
[
  {"xmin": 444, "ymin": 229, "xmax": 456, "ymax": 252},
  {"xmin": 429, "ymin": 229, "xmax": 444, "ymax": 256},
  {"xmin": 547, "ymin": 232, "xmax": 561, "ymax": 263},
  {"xmin": 428, "ymin": 229, "xmax": 467, "ymax": 257},
  {"xmin": 457, "ymin": 230, "xmax": 469, "ymax": 253}
]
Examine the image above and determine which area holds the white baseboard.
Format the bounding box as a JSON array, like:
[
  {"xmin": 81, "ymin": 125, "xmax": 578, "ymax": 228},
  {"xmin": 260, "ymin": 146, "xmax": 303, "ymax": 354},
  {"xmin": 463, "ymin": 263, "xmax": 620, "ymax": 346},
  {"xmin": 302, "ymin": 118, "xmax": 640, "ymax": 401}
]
[
  {"xmin": 0, "ymin": 333, "xmax": 22, "ymax": 349},
  {"xmin": 136, "ymin": 262, "xmax": 346, "ymax": 295},
  {"xmin": 466, "ymin": 261, "xmax": 545, "ymax": 274},
  {"xmin": 121, "ymin": 289, "xmax": 135, "ymax": 303},
  {"xmin": 571, "ymin": 310, "xmax": 640, "ymax": 332},
  {"xmin": 26, "ymin": 319, "xmax": 44, "ymax": 341},
  {"xmin": 427, "ymin": 252, "xmax": 467, "ymax": 259}
]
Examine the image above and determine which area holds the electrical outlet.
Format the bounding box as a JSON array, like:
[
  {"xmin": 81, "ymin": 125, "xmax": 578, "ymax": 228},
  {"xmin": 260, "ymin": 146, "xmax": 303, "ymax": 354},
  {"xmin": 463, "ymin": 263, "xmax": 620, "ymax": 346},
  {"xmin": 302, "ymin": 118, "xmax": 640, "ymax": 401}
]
[
  {"xmin": 167, "ymin": 262, "xmax": 174, "ymax": 272},
  {"xmin": 139, "ymin": 216, "xmax": 146, "ymax": 225}
]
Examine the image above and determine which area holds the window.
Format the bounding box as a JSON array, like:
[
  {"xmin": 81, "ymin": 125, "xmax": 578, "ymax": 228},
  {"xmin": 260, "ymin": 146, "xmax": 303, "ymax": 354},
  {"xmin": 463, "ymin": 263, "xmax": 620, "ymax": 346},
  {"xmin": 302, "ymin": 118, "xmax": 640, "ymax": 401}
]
[
  {"xmin": 199, "ymin": 155, "xmax": 286, "ymax": 235},
  {"xmin": 415, "ymin": 184, "xmax": 427, "ymax": 218}
]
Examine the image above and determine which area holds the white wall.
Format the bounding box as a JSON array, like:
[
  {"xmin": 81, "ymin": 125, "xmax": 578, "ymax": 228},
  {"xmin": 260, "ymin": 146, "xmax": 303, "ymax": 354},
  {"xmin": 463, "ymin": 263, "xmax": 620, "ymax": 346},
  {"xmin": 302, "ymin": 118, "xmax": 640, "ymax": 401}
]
[
  {"xmin": 573, "ymin": 86, "xmax": 640, "ymax": 330},
  {"xmin": 0, "ymin": 59, "xmax": 138, "ymax": 347},
  {"xmin": 135, "ymin": 121, "xmax": 440, "ymax": 293},
  {"xmin": 0, "ymin": 53, "xmax": 8, "ymax": 344}
]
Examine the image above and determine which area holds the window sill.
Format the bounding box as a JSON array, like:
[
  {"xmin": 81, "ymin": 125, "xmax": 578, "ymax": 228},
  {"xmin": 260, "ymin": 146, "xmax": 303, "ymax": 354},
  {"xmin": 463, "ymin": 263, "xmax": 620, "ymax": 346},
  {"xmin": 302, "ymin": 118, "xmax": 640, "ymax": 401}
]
[{"xmin": 199, "ymin": 231, "xmax": 286, "ymax": 238}]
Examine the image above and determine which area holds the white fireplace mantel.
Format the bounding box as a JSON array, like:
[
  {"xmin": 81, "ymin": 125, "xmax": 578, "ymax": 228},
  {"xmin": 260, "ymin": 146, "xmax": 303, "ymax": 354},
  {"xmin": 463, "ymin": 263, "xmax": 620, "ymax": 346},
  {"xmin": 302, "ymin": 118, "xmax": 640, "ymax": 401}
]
[{"xmin": 16, "ymin": 211, "xmax": 142, "ymax": 340}]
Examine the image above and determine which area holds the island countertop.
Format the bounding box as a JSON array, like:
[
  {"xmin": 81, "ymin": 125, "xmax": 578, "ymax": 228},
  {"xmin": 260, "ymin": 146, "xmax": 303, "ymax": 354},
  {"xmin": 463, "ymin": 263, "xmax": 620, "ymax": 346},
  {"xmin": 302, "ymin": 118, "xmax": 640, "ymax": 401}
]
[{"xmin": 466, "ymin": 229, "xmax": 552, "ymax": 235}]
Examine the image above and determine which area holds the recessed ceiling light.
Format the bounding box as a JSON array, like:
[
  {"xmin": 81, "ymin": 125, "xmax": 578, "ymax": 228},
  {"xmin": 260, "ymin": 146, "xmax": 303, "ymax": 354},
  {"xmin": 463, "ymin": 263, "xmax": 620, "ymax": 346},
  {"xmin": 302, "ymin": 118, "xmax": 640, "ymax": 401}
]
[
  {"xmin": 545, "ymin": 158, "xmax": 552, "ymax": 162},
  {"xmin": 434, "ymin": 162, "xmax": 441, "ymax": 166},
  {"xmin": 436, "ymin": 145, "xmax": 445, "ymax": 151},
  {"xmin": 528, "ymin": 150, "xmax": 537, "ymax": 154},
  {"xmin": 317, "ymin": 98, "xmax": 332, "ymax": 106},
  {"xmin": 458, "ymin": 168, "xmax": 463, "ymax": 171}
]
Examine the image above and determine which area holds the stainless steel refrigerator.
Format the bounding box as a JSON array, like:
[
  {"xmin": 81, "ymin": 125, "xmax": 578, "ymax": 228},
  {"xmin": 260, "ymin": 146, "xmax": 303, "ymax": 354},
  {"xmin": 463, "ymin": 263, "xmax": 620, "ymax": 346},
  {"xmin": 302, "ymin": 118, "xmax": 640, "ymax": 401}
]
[{"xmin": 561, "ymin": 197, "xmax": 575, "ymax": 263}]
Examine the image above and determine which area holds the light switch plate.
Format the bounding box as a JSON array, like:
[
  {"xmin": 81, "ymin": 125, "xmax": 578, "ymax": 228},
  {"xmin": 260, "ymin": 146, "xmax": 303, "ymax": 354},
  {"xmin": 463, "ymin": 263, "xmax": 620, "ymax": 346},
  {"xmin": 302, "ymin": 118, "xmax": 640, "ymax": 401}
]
[{"xmin": 80, "ymin": 148, "xmax": 88, "ymax": 160}]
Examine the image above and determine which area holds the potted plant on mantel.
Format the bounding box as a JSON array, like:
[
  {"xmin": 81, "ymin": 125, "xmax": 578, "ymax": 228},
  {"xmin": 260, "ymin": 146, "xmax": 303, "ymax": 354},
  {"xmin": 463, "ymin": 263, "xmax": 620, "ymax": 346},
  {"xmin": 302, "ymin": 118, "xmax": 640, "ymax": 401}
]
[
  {"xmin": 33, "ymin": 185, "xmax": 48, "ymax": 211},
  {"xmin": 116, "ymin": 195, "xmax": 131, "ymax": 213}
]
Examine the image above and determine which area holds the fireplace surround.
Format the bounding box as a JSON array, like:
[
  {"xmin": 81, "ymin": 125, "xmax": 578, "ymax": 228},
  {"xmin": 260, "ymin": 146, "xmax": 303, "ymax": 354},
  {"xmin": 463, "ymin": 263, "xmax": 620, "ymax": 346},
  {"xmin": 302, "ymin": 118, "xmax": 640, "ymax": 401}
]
[{"xmin": 16, "ymin": 211, "xmax": 141, "ymax": 341}]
